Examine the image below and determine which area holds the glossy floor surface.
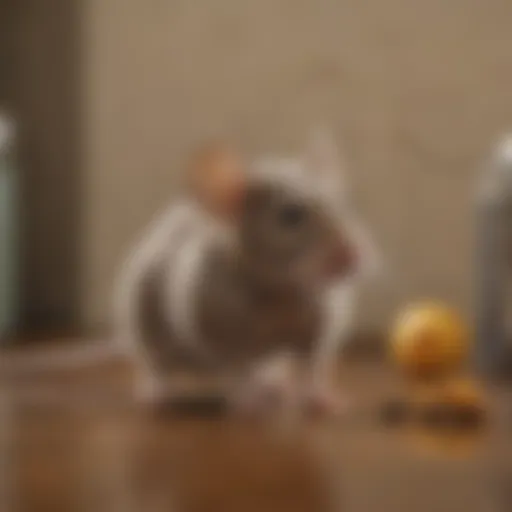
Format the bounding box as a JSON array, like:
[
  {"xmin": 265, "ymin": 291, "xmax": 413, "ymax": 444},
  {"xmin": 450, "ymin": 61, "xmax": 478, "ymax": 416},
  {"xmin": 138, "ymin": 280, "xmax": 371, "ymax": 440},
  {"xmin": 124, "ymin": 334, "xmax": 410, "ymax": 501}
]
[{"xmin": 1, "ymin": 352, "xmax": 512, "ymax": 512}]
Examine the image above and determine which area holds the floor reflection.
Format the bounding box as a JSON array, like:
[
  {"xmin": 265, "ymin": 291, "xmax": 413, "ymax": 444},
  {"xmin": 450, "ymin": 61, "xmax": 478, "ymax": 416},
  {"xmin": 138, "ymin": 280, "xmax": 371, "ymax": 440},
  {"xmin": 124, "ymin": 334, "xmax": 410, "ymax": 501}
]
[{"xmin": 1, "ymin": 361, "xmax": 511, "ymax": 512}]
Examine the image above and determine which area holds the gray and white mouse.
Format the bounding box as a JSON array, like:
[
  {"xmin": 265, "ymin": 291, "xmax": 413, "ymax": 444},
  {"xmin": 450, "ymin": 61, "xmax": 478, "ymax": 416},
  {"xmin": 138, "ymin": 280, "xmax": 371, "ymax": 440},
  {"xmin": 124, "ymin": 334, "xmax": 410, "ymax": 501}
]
[{"xmin": 114, "ymin": 129, "xmax": 381, "ymax": 416}]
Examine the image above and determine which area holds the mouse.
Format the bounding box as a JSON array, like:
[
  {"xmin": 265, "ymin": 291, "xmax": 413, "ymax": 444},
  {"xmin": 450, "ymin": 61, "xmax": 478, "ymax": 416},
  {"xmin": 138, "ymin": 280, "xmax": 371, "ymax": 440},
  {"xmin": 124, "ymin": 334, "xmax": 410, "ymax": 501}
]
[
  {"xmin": 1, "ymin": 128, "xmax": 381, "ymax": 418},
  {"xmin": 114, "ymin": 128, "xmax": 381, "ymax": 416}
]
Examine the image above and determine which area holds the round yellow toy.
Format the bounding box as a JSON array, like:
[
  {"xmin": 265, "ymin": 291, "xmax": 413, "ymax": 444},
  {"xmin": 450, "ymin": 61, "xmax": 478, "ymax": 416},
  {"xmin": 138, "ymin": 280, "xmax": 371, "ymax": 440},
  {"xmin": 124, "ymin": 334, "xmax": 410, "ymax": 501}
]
[
  {"xmin": 390, "ymin": 302, "xmax": 469, "ymax": 380},
  {"xmin": 382, "ymin": 301, "xmax": 487, "ymax": 437}
]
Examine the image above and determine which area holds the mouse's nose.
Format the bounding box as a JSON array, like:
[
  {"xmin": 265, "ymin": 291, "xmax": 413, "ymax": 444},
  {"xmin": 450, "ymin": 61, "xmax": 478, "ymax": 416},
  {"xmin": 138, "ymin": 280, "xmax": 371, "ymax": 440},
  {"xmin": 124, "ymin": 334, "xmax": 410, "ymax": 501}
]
[{"xmin": 327, "ymin": 239, "xmax": 358, "ymax": 278}]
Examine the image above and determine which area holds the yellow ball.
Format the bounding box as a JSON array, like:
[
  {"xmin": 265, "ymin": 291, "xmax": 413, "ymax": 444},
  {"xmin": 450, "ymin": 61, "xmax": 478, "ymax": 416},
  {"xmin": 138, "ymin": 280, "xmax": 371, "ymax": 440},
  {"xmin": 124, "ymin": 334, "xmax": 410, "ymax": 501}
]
[{"xmin": 390, "ymin": 302, "xmax": 469, "ymax": 379}]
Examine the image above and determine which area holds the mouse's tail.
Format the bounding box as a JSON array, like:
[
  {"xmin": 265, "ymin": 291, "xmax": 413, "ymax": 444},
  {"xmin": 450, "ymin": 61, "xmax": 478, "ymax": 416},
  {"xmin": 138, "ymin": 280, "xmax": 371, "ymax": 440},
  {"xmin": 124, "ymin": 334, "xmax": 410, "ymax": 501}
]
[{"xmin": 0, "ymin": 341, "xmax": 125, "ymax": 378}]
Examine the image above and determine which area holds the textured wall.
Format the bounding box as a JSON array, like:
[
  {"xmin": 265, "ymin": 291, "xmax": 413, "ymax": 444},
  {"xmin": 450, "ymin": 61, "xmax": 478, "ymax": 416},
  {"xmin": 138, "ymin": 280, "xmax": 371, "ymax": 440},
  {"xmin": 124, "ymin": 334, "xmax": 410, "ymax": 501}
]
[{"xmin": 83, "ymin": 0, "xmax": 512, "ymax": 330}]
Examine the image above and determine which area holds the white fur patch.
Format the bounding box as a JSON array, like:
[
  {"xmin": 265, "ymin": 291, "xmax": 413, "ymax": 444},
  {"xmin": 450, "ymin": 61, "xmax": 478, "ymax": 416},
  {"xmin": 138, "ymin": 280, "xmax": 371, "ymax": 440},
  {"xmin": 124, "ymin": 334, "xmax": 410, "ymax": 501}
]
[
  {"xmin": 163, "ymin": 207, "xmax": 234, "ymax": 357},
  {"xmin": 164, "ymin": 228, "xmax": 209, "ymax": 350},
  {"xmin": 251, "ymin": 351, "xmax": 296, "ymax": 388},
  {"xmin": 113, "ymin": 199, "xmax": 200, "ymax": 354},
  {"xmin": 315, "ymin": 282, "xmax": 356, "ymax": 368},
  {"xmin": 251, "ymin": 157, "xmax": 318, "ymax": 198},
  {"xmin": 250, "ymin": 155, "xmax": 348, "ymax": 219}
]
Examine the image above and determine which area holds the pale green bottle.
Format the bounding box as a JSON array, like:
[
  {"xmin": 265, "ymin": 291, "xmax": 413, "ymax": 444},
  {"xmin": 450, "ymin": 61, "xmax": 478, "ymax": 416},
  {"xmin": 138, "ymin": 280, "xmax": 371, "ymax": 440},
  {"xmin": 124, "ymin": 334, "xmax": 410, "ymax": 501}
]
[{"xmin": 0, "ymin": 113, "xmax": 17, "ymax": 341}]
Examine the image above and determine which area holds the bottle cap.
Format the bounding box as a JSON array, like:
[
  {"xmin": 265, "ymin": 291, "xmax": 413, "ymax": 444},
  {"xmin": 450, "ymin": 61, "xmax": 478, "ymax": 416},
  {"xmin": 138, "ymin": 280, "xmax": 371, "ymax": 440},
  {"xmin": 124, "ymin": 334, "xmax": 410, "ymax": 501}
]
[
  {"xmin": 496, "ymin": 134, "xmax": 512, "ymax": 163},
  {"xmin": 477, "ymin": 134, "xmax": 512, "ymax": 204}
]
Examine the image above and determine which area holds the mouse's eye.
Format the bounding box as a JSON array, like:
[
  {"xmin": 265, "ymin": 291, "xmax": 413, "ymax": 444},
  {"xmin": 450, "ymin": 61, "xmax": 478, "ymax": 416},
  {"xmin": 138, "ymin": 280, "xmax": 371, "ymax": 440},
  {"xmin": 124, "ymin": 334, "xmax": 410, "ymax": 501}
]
[{"xmin": 277, "ymin": 203, "xmax": 308, "ymax": 228}]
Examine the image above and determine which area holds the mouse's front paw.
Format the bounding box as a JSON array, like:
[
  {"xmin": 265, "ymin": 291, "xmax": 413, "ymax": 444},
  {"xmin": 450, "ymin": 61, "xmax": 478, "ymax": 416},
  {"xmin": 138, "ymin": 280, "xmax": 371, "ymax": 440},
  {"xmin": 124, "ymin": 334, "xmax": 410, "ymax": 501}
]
[
  {"xmin": 304, "ymin": 386, "xmax": 351, "ymax": 418},
  {"xmin": 231, "ymin": 382, "xmax": 283, "ymax": 418},
  {"xmin": 134, "ymin": 374, "xmax": 169, "ymax": 408}
]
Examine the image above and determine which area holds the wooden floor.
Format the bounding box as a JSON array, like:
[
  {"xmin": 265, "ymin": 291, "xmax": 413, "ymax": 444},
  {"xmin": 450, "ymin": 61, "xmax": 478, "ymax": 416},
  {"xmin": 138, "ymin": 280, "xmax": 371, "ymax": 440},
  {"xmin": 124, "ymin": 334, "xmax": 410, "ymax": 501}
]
[{"xmin": 1, "ymin": 354, "xmax": 512, "ymax": 512}]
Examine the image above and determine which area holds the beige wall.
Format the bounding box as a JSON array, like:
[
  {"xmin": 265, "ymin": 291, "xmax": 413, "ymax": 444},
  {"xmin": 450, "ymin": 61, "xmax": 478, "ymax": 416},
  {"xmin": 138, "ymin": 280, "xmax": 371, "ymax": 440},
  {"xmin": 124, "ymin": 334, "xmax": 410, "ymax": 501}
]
[{"xmin": 83, "ymin": 0, "xmax": 512, "ymax": 330}]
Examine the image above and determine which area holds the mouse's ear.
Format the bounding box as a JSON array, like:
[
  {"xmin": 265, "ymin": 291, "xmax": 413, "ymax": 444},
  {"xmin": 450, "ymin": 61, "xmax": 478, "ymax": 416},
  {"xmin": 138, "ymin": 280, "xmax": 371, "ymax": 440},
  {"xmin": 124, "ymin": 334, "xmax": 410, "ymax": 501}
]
[
  {"xmin": 187, "ymin": 142, "xmax": 246, "ymax": 219},
  {"xmin": 304, "ymin": 126, "xmax": 349, "ymax": 199}
]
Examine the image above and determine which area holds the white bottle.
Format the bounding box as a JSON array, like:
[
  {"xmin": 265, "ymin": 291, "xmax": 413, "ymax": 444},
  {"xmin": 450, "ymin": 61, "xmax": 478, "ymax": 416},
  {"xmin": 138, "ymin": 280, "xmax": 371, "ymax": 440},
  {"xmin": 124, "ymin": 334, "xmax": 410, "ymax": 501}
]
[{"xmin": 475, "ymin": 135, "xmax": 512, "ymax": 376}]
